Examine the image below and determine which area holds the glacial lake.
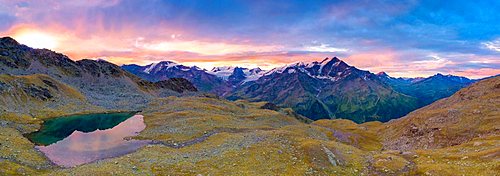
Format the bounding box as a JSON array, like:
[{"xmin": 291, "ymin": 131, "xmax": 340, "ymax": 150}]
[{"xmin": 26, "ymin": 112, "xmax": 149, "ymax": 167}]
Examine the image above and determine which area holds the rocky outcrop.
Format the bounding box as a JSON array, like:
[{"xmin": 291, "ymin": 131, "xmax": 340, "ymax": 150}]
[
  {"xmin": 0, "ymin": 74, "xmax": 96, "ymax": 118},
  {"xmin": 138, "ymin": 78, "xmax": 198, "ymax": 93}
]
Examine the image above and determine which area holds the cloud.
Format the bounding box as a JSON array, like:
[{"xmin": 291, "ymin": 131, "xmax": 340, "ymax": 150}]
[
  {"xmin": 302, "ymin": 43, "xmax": 348, "ymax": 53},
  {"xmin": 483, "ymin": 39, "xmax": 500, "ymax": 52},
  {"xmin": 135, "ymin": 38, "xmax": 283, "ymax": 56}
]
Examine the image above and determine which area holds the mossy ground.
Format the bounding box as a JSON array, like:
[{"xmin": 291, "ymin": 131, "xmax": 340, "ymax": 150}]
[{"xmin": 0, "ymin": 95, "xmax": 498, "ymax": 175}]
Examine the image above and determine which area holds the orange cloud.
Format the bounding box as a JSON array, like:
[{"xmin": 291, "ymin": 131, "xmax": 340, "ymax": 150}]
[
  {"xmin": 344, "ymin": 49, "xmax": 400, "ymax": 72},
  {"xmin": 449, "ymin": 68, "xmax": 500, "ymax": 79}
]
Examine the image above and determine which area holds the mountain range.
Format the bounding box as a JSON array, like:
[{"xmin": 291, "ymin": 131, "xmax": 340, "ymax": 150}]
[
  {"xmin": 1, "ymin": 36, "xmax": 499, "ymax": 175},
  {"xmin": 122, "ymin": 62, "xmax": 265, "ymax": 92},
  {"xmin": 377, "ymin": 71, "xmax": 476, "ymax": 107},
  {"xmin": 123, "ymin": 57, "xmax": 477, "ymax": 123},
  {"xmin": 227, "ymin": 57, "xmax": 419, "ymax": 122}
]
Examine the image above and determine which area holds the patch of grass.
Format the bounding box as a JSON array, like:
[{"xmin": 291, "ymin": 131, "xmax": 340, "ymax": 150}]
[
  {"xmin": 0, "ymin": 127, "xmax": 52, "ymax": 169},
  {"xmin": 312, "ymin": 119, "xmax": 383, "ymax": 151}
]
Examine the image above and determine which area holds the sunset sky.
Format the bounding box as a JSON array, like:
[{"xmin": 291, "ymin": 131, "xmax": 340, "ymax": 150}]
[{"xmin": 0, "ymin": 0, "xmax": 499, "ymax": 78}]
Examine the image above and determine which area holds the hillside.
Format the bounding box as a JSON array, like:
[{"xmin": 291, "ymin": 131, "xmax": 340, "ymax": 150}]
[
  {"xmin": 0, "ymin": 76, "xmax": 498, "ymax": 175},
  {"xmin": 0, "ymin": 74, "xmax": 101, "ymax": 124},
  {"xmin": 381, "ymin": 75, "xmax": 500, "ymax": 150},
  {"xmin": 0, "ymin": 37, "xmax": 197, "ymax": 110}
]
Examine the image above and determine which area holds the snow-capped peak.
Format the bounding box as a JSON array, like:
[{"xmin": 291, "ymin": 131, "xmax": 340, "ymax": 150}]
[
  {"xmin": 320, "ymin": 57, "xmax": 340, "ymax": 64},
  {"xmin": 143, "ymin": 61, "xmax": 178, "ymax": 74},
  {"xmin": 210, "ymin": 66, "xmax": 236, "ymax": 73},
  {"xmin": 265, "ymin": 57, "xmax": 344, "ymax": 75},
  {"xmin": 208, "ymin": 66, "xmax": 239, "ymax": 80},
  {"xmin": 263, "ymin": 57, "xmax": 355, "ymax": 82},
  {"xmin": 208, "ymin": 66, "xmax": 265, "ymax": 82}
]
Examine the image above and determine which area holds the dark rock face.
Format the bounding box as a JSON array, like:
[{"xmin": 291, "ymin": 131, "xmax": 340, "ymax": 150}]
[
  {"xmin": 161, "ymin": 78, "xmax": 198, "ymax": 93},
  {"xmin": 227, "ymin": 67, "xmax": 247, "ymax": 86},
  {"xmin": 260, "ymin": 102, "xmax": 280, "ymax": 111},
  {"xmin": 138, "ymin": 78, "xmax": 198, "ymax": 93},
  {"xmin": 0, "ymin": 81, "xmax": 11, "ymax": 93},
  {"xmin": 22, "ymin": 85, "xmax": 53, "ymax": 101},
  {"xmin": 42, "ymin": 79, "xmax": 58, "ymax": 90}
]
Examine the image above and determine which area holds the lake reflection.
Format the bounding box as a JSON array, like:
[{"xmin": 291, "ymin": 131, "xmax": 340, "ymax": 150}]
[{"xmin": 32, "ymin": 114, "xmax": 149, "ymax": 167}]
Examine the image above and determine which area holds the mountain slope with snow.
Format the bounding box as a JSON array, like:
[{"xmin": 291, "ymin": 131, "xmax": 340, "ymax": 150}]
[
  {"xmin": 122, "ymin": 61, "xmax": 229, "ymax": 92},
  {"xmin": 227, "ymin": 57, "xmax": 419, "ymax": 123},
  {"xmin": 209, "ymin": 66, "xmax": 265, "ymax": 85}
]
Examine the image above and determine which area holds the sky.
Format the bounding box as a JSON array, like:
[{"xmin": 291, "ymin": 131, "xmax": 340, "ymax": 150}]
[{"xmin": 0, "ymin": 0, "xmax": 499, "ymax": 78}]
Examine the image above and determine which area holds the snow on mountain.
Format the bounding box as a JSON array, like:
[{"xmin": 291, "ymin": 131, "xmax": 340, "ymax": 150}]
[
  {"xmin": 208, "ymin": 66, "xmax": 238, "ymax": 80},
  {"xmin": 263, "ymin": 57, "xmax": 357, "ymax": 82},
  {"xmin": 209, "ymin": 66, "xmax": 265, "ymax": 83},
  {"xmin": 143, "ymin": 61, "xmax": 180, "ymax": 74}
]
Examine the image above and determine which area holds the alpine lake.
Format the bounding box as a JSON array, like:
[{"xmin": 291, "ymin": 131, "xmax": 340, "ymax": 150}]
[{"xmin": 25, "ymin": 112, "xmax": 150, "ymax": 167}]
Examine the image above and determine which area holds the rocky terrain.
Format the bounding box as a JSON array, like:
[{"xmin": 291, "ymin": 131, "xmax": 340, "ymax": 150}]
[
  {"xmin": 1, "ymin": 75, "xmax": 498, "ymax": 175},
  {"xmin": 381, "ymin": 75, "xmax": 500, "ymax": 150},
  {"xmin": 0, "ymin": 74, "xmax": 99, "ymax": 119}
]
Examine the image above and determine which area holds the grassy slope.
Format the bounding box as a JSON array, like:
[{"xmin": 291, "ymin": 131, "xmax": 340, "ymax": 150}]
[
  {"xmin": 0, "ymin": 74, "xmax": 104, "ymax": 123},
  {"xmin": 45, "ymin": 96, "xmax": 370, "ymax": 175},
  {"xmin": 0, "ymin": 77, "xmax": 498, "ymax": 175},
  {"xmin": 381, "ymin": 76, "xmax": 500, "ymax": 150}
]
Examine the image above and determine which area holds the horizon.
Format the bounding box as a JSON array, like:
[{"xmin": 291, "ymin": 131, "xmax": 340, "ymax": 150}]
[
  {"xmin": 0, "ymin": 0, "xmax": 499, "ymax": 79},
  {"xmin": 1, "ymin": 35, "xmax": 496, "ymax": 80}
]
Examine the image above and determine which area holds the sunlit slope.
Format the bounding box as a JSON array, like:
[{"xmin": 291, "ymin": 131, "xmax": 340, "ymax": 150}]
[
  {"xmin": 0, "ymin": 74, "xmax": 100, "ymax": 122},
  {"xmin": 381, "ymin": 75, "xmax": 500, "ymax": 150}
]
